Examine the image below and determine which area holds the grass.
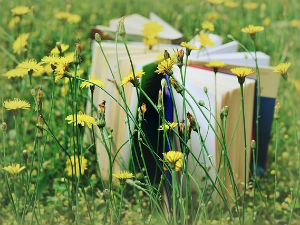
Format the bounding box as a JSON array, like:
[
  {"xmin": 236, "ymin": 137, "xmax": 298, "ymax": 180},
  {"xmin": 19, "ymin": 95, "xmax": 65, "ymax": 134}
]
[{"xmin": 0, "ymin": 0, "xmax": 299, "ymax": 224}]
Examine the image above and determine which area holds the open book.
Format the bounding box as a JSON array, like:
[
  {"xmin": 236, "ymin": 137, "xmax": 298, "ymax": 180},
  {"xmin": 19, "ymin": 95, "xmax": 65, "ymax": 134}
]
[{"xmin": 89, "ymin": 13, "xmax": 280, "ymax": 197}]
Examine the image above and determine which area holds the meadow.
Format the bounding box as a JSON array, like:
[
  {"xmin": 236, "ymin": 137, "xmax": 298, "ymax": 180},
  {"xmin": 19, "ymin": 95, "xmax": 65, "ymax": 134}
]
[{"xmin": 0, "ymin": 0, "xmax": 299, "ymax": 224}]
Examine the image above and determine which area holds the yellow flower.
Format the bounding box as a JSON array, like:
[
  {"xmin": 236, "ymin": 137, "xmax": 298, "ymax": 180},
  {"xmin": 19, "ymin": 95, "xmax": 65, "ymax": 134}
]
[
  {"xmin": 241, "ymin": 24, "xmax": 264, "ymax": 34},
  {"xmin": 3, "ymin": 164, "xmax": 26, "ymax": 175},
  {"xmin": 50, "ymin": 44, "xmax": 69, "ymax": 55},
  {"xmin": 4, "ymin": 68, "xmax": 28, "ymax": 79},
  {"xmin": 11, "ymin": 6, "xmax": 30, "ymax": 16},
  {"xmin": 163, "ymin": 151, "xmax": 183, "ymax": 165},
  {"xmin": 273, "ymin": 62, "xmax": 291, "ymax": 79},
  {"xmin": 143, "ymin": 36, "xmax": 158, "ymax": 49},
  {"xmin": 206, "ymin": 0, "xmax": 223, "ymax": 5},
  {"xmin": 67, "ymin": 14, "xmax": 81, "ymax": 24},
  {"xmin": 3, "ymin": 98, "xmax": 30, "ymax": 110},
  {"xmin": 80, "ymin": 75, "xmax": 104, "ymax": 88},
  {"xmin": 17, "ymin": 59, "xmax": 44, "ymax": 74},
  {"xmin": 41, "ymin": 55, "xmax": 62, "ymax": 66},
  {"xmin": 175, "ymin": 159, "xmax": 183, "ymax": 172},
  {"xmin": 290, "ymin": 19, "xmax": 300, "ymax": 27},
  {"xmin": 243, "ymin": 2, "xmax": 258, "ymax": 10},
  {"xmin": 65, "ymin": 52, "xmax": 75, "ymax": 63},
  {"xmin": 9, "ymin": 17, "xmax": 21, "ymax": 29},
  {"xmin": 142, "ymin": 21, "xmax": 163, "ymax": 38},
  {"xmin": 158, "ymin": 122, "xmax": 178, "ymax": 131},
  {"xmin": 66, "ymin": 155, "xmax": 87, "ymax": 177},
  {"xmin": 55, "ymin": 12, "xmax": 70, "ymax": 20},
  {"xmin": 120, "ymin": 70, "xmax": 145, "ymax": 86},
  {"xmin": 205, "ymin": 61, "xmax": 226, "ymax": 70},
  {"xmin": 230, "ymin": 67, "xmax": 253, "ymax": 77},
  {"xmin": 66, "ymin": 111, "xmax": 96, "ymax": 128},
  {"xmin": 180, "ymin": 42, "xmax": 198, "ymax": 51},
  {"xmin": 205, "ymin": 12, "xmax": 220, "ymax": 21},
  {"xmin": 155, "ymin": 58, "xmax": 176, "ymax": 75},
  {"xmin": 202, "ymin": 21, "xmax": 215, "ymax": 32},
  {"xmin": 263, "ymin": 17, "xmax": 271, "ymax": 27},
  {"xmin": 13, "ymin": 33, "xmax": 29, "ymax": 55},
  {"xmin": 113, "ymin": 170, "xmax": 134, "ymax": 181},
  {"xmin": 199, "ymin": 33, "xmax": 215, "ymax": 47},
  {"xmin": 224, "ymin": 1, "xmax": 238, "ymax": 8}
]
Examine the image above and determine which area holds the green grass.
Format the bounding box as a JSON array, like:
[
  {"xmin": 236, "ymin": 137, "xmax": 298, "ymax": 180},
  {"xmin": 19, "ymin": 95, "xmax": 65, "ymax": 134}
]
[{"xmin": 0, "ymin": 0, "xmax": 299, "ymax": 224}]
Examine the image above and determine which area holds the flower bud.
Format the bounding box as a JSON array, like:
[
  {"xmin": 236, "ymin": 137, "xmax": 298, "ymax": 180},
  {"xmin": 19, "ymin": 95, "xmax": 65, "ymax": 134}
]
[
  {"xmin": 95, "ymin": 33, "xmax": 102, "ymax": 43},
  {"xmin": 175, "ymin": 49, "xmax": 184, "ymax": 68},
  {"xmin": 170, "ymin": 78, "xmax": 183, "ymax": 94},
  {"xmin": 74, "ymin": 39, "xmax": 82, "ymax": 65},
  {"xmin": 97, "ymin": 101, "xmax": 106, "ymax": 128},
  {"xmin": 164, "ymin": 50, "xmax": 170, "ymax": 60},
  {"xmin": 274, "ymin": 101, "xmax": 280, "ymax": 120},
  {"xmin": 187, "ymin": 112, "xmax": 197, "ymax": 132},
  {"xmin": 161, "ymin": 78, "xmax": 166, "ymax": 88},
  {"xmin": 118, "ymin": 17, "xmax": 126, "ymax": 37},
  {"xmin": 204, "ymin": 86, "xmax": 208, "ymax": 94},
  {"xmin": 1, "ymin": 122, "xmax": 7, "ymax": 131},
  {"xmin": 251, "ymin": 140, "xmax": 256, "ymax": 149},
  {"xmin": 198, "ymin": 100, "xmax": 205, "ymax": 106},
  {"xmin": 220, "ymin": 106, "xmax": 229, "ymax": 120},
  {"xmin": 157, "ymin": 89, "xmax": 163, "ymax": 112}
]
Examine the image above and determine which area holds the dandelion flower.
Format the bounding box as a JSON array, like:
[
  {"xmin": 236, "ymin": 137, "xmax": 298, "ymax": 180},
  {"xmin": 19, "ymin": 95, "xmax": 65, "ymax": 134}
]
[
  {"xmin": 206, "ymin": 0, "xmax": 223, "ymax": 5},
  {"xmin": 224, "ymin": 1, "xmax": 238, "ymax": 8},
  {"xmin": 11, "ymin": 6, "xmax": 30, "ymax": 16},
  {"xmin": 205, "ymin": 61, "xmax": 226, "ymax": 71},
  {"xmin": 290, "ymin": 19, "xmax": 300, "ymax": 27},
  {"xmin": 158, "ymin": 122, "xmax": 178, "ymax": 131},
  {"xmin": 175, "ymin": 159, "xmax": 183, "ymax": 172},
  {"xmin": 241, "ymin": 24, "xmax": 264, "ymax": 34},
  {"xmin": 3, "ymin": 164, "xmax": 26, "ymax": 175},
  {"xmin": 121, "ymin": 70, "xmax": 145, "ymax": 86},
  {"xmin": 199, "ymin": 33, "xmax": 215, "ymax": 47},
  {"xmin": 180, "ymin": 42, "xmax": 198, "ymax": 56},
  {"xmin": 41, "ymin": 55, "xmax": 62, "ymax": 66},
  {"xmin": 13, "ymin": 33, "xmax": 29, "ymax": 55},
  {"xmin": 50, "ymin": 44, "xmax": 69, "ymax": 55},
  {"xmin": 67, "ymin": 14, "xmax": 81, "ymax": 24},
  {"xmin": 66, "ymin": 155, "xmax": 87, "ymax": 177},
  {"xmin": 263, "ymin": 17, "xmax": 271, "ymax": 27},
  {"xmin": 9, "ymin": 17, "xmax": 21, "ymax": 29},
  {"xmin": 4, "ymin": 68, "xmax": 28, "ymax": 79},
  {"xmin": 113, "ymin": 170, "xmax": 134, "ymax": 182},
  {"xmin": 143, "ymin": 36, "xmax": 159, "ymax": 50},
  {"xmin": 205, "ymin": 12, "xmax": 220, "ymax": 21},
  {"xmin": 163, "ymin": 151, "xmax": 183, "ymax": 165},
  {"xmin": 202, "ymin": 21, "xmax": 215, "ymax": 32},
  {"xmin": 55, "ymin": 12, "xmax": 70, "ymax": 20},
  {"xmin": 155, "ymin": 58, "xmax": 176, "ymax": 75},
  {"xmin": 17, "ymin": 59, "xmax": 44, "ymax": 74},
  {"xmin": 231, "ymin": 67, "xmax": 253, "ymax": 77},
  {"xmin": 80, "ymin": 75, "xmax": 104, "ymax": 88},
  {"xmin": 274, "ymin": 62, "xmax": 291, "ymax": 79},
  {"xmin": 243, "ymin": 2, "xmax": 258, "ymax": 10},
  {"xmin": 66, "ymin": 111, "xmax": 96, "ymax": 128},
  {"xmin": 3, "ymin": 99, "xmax": 30, "ymax": 110},
  {"xmin": 142, "ymin": 21, "xmax": 163, "ymax": 38}
]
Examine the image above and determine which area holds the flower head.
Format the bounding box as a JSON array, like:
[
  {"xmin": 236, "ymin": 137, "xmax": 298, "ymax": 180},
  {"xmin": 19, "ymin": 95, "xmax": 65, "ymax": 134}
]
[
  {"xmin": 175, "ymin": 159, "xmax": 183, "ymax": 172},
  {"xmin": 205, "ymin": 61, "xmax": 226, "ymax": 72},
  {"xmin": 143, "ymin": 36, "xmax": 159, "ymax": 50},
  {"xmin": 206, "ymin": 0, "xmax": 223, "ymax": 5},
  {"xmin": 142, "ymin": 21, "xmax": 163, "ymax": 38},
  {"xmin": 274, "ymin": 62, "xmax": 291, "ymax": 79},
  {"xmin": 9, "ymin": 17, "xmax": 21, "ymax": 29},
  {"xmin": 202, "ymin": 21, "xmax": 215, "ymax": 31},
  {"xmin": 155, "ymin": 58, "xmax": 176, "ymax": 75},
  {"xmin": 41, "ymin": 55, "xmax": 62, "ymax": 66},
  {"xmin": 199, "ymin": 33, "xmax": 215, "ymax": 47},
  {"xmin": 231, "ymin": 67, "xmax": 253, "ymax": 84},
  {"xmin": 11, "ymin": 6, "xmax": 30, "ymax": 16},
  {"xmin": 113, "ymin": 170, "xmax": 134, "ymax": 182},
  {"xmin": 3, "ymin": 99, "xmax": 30, "ymax": 110},
  {"xmin": 66, "ymin": 155, "xmax": 87, "ymax": 177},
  {"xmin": 205, "ymin": 12, "xmax": 220, "ymax": 21},
  {"xmin": 13, "ymin": 33, "xmax": 29, "ymax": 55},
  {"xmin": 163, "ymin": 151, "xmax": 183, "ymax": 165},
  {"xmin": 120, "ymin": 70, "xmax": 145, "ymax": 86},
  {"xmin": 17, "ymin": 59, "xmax": 44, "ymax": 74},
  {"xmin": 4, "ymin": 68, "xmax": 28, "ymax": 79},
  {"xmin": 243, "ymin": 2, "xmax": 258, "ymax": 10},
  {"xmin": 66, "ymin": 111, "xmax": 96, "ymax": 128},
  {"xmin": 158, "ymin": 122, "xmax": 178, "ymax": 131},
  {"xmin": 224, "ymin": 1, "xmax": 238, "ymax": 8},
  {"xmin": 180, "ymin": 42, "xmax": 198, "ymax": 56},
  {"xmin": 55, "ymin": 12, "xmax": 70, "ymax": 20},
  {"xmin": 3, "ymin": 164, "xmax": 26, "ymax": 175},
  {"xmin": 80, "ymin": 75, "xmax": 104, "ymax": 88},
  {"xmin": 241, "ymin": 25, "xmax": 264, "ymax": 38},
  {"xmin": 67, "ymin": 14, "xmax": 81, "ymax": 24},
  {"xmin": 50, "ymin": 44, "xmax": 69, "ymax": 55}
]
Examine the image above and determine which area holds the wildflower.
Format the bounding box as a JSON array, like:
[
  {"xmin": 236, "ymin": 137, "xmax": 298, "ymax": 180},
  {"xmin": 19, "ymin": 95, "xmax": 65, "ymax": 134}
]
[
  {"xmin": 155, "ymin": 58, "xmax": 176, "ymax": 75},
  {"xmin": 290, "ymin": 19, "xmax": 300, "ymax": 27},
  {"xmin": 4, "ymin": 68, "xmax": 28, "ymax": 79},
  {"xmin": 55, "ymin": 12, "xmax": 70, "ymax": 20},
  {"xmin": 175, "ymin": 159, "xmax": 183, "ymax": 172},
  {"xmin": 174, "ymin": 49, "xmax": 184, "ymax": 68},
  {"xmin": 50, "ymin": 44, "xmax": 69, "ymax": 55},
  {"xmin": 67, "ymin": 14, "xmax": 81, "ymax": 24},
  {"xmin": 66, "ymin": 155, "xmax": 87, "ymax": 177},
  {"xmin": 205, "ymin": 61, "xmax": 226, "ymax": 72},
  {"xmin": 3, "ymin": 164, "xmax": 26, "ymax": 175},
  {"xmin": 274, "ymin": 101, "xmax": 280, "ymax": 120},
  {"xmin": 230, "ymin": 67, "xmax": 253, "ymax": 84},
  {"xmin": 41, "ymin": 55, "xmax": 62, "ymax": 67},
  {"xmin": 54, "ymin": 64, "xmax": 67, "ymax": 82},
  {"xmin": 163, "ymin": 151, "xmax": 183, "ymax": 165},
  {"xmin": 158, "ymin": 122, "xmax": 178, "ymax": 131},
  {"xmin": 80, "ymin": 75, "xmax": 104, "ymax": 89},
  {"xmin": 118, "ymin": 16, "xmax": 126, "ymax": 36},
  {"xmin": 13, "ymin": 33, "xmax": 29, "ymax": 55},
  {"xmin": 205, "ymin": 12, "xmax": 220, "ymax": 21},
  {"xmin": 180, "ymin": 42, "xmax": 198, "ymax": 56},
  {"xmin": 243, "ymin": 2, "xmax": 258, "ymax": 10},
  {"xmin": 170, "ymin": 78, "xmax": 183, "ymax": 94},
  {"xmin": 3, "ymin": 98, "xmax": 30, "ymax": 110},
  {"xmin": 157, "ymin": 89, "xmax": 163, "ymax": 111},
  {"xmin": 242, "ymin": 25, "xmax": 264, "ymax": 35},
  {"xmin": 142, "ymin": 21, "xmax": 163, "ymax": 37},
  {"xmin": 97, "ymin": 101, "xmax": 106, "ymax": 128},
  {"xmin": 11, "ymin": 6, "xmax": 30, "ymax": 16},
  {"xmin": 199, "ymin": 33, "xmax": 215, "ymax": 47},
  {"xmin": 17, "ymin": 59, "xmax": 44, "ymax": 74},
  {"xmin": 9, "ymin": 17, "xmax": 21, "ymax": 29},
  {"xmin": 187, "ymin": 112, "xmax": 197, "ymax": 131},
  {"xmin": 120, "ymin": 70, "xmax": 145, "ymax": 86},
  {"xmin": 206, "ymin": 0, "xmax": 223, "ymax": 5},
  {"xmin": 202, "ymin": 21, "xmax": 215, "ymax": 31},
  {"xmin": 224, "ymin": 1, "xmax": 238, "ymax": 8},
  {"xmin": 143, "ymin": 36, "xmax": 158, "ymax": 50},
  {"xmin": 65, "ymin": 111, "xmax": 96, "ymax": 128},
  {"xmin": 273, "ymin": 62, "xmax": 291, "ymax": 79},
  {"xmin": 113, "ymin": 170, "xmax": 134, "ymax": 182},
  {"xmin": 263, "ymin": 17, "xmax": 271, "ymax": 27}
]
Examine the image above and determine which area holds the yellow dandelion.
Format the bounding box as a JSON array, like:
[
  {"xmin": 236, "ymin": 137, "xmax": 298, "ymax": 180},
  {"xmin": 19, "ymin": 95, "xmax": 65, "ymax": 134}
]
[
  {"xmin": 243, "ymin": 2, "xmax": 258, "ymax": 10},
  {"xmin": 224, "ymin": 1, "xmax": 238, "ymax": 8},
  {"xmin": 4, "ymin": 68, "xmax": 28, "ymax": 79},
  {"xmin": 80, "ymin": 75, "xmax": 104, "ymax": 88},
  {"xmin": 155, "ymin": 58, "xmax": 176, "ymax": 75},
  {"xmin": 8, "ymin": 17, "xmax": 21, "ymax": 29},
  {"xmin": 180, "ymin": 42, "xmax": 198, "ymax": 51},
  {"xmin": 199, "ymin": 33, "xmax": 215, "ymax": 47},
  {"xmin": 290, "ymin": 19, "xmax": 300, "ymax": 27},
  {"xmin": 113, "ymin": 170, "xmax": 134, "ymax": 181},
  {"xmin": 17, "ymin": 59, "xmax": 44, "ymax": 74},
  {"xmin": 66, "ymin": 111, "xmax": 96, "ymax": 128},
  {"xmin": 205, "ymin": 61, "xmax": 226, "ymax": 70},
  {"xmin": 67, "ymin": 14, "xmax": 81, "ymax": 24},
  {"xmin": 13, "ymin": 33, "xmax": 29, "ymax": 55},
  {"xmin": 54, "ymin": 64, "xmax": 67, "ymax": 82},
  {"xmin": 158, "ymin": 122, "xmax": 178, "ymax": 131},
  {"xmin": 263, "ymin": 17, "xmax": 271, "ymax": 27},
  {"xmin": 3, "ymin": 99, "xmax": 30, "ymax": 110},
  {"xmin": 120, "ymin": 70, "xmax": 145, "ymax": 86},
  {"xmin": 175, "ymin": 159, "xmax": 183, "ymax": 172},
  {"xmin": 142, "ymin": 21, "xmax": 163, "ymax": 38},
  {"xmin": 11, "ymin": 6, "xmax": 30, "ymax": 16},
  {"xmin": 55, "ymin": 12, "xmax": 70, "ymax": 20},
  {"xmin": 206, "ymin": 0, "xmax": 223, "ymax": 5},
  {"xmin": 231, "ymin": 67, "xmax": 253, "ymax": 77},
  {"xmin": 64, "ymin": 52, "xmax": 75, "ymax": 63},
  {"xmin": 163, "ymin": 151, "xmax": 183, "ymax": 165},
  {"xmin": 41, "ymin": 55, "xmax": 62, "ymax": 66},
  {"xmin": 143, "ymin": 36, "xmax": 159, "ymax": 49},
  {"xmin": 205, "ymin": 12, "xmax": 221, "ymax": 21},
  {"xmin": 241, "ymin": 24, "xmax": 264, "ymax": 34},
  {"xmin": 50, "ymin": 44, "xmax": 69, "ymax": 55},
  {"xmin": 202, "ymin": 21, "xmax": 215, "ymax": 32},
  {"xmin": 3, "ymin": 164, "xmax": 26, "ymax": 175},
  {"xmin": 273, "ymin": 62, "xmax": 291, "ymax": 79},
  {"xmin": 66, "ymin": 155, "xmax": 87, "ymax": 177}
]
